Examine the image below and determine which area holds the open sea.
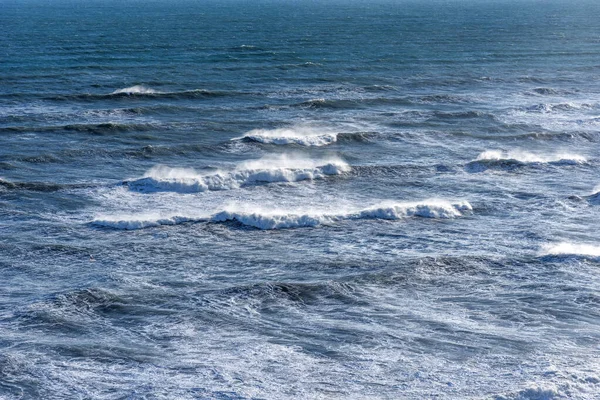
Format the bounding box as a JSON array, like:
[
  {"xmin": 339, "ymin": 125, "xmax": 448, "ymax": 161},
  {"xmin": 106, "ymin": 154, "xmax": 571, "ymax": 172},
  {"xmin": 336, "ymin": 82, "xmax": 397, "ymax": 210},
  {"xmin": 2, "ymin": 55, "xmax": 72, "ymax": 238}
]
[{"xmin": 1, "ymin": 0, "xmax": 600, "ymax": 398}]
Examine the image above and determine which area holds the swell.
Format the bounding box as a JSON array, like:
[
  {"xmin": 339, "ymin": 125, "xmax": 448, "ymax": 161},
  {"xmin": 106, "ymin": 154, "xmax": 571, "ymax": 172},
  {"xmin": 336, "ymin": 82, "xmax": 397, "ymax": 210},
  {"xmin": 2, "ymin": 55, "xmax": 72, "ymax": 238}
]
[
  {"xmin": 5, "ymin": 142, "xmax": 242, "ymax": 165},
  {"xmin": 91, "ymin": 199, "xmax": 472, "ymax": 230},
  {"xmin": 520, "ymin": 102, "xmax": 595, "ymax": 113},
  {"xmin": 524, "ymin": 87, "xmax": 579, "ymax": 96},
  {"xmin": 449, "ymin": 130, "xmax": 600, "ymax": 142},
  {"xmin": 0, "ymin": 122, "xmax": 159, "ymax": 135},
  {"xmin": 264, "ymin": 93, "xmax": 471, "ymax": 111},
  {"xmin": 293, "ymin": 96, "xmax": 414, "ymax": 109}
]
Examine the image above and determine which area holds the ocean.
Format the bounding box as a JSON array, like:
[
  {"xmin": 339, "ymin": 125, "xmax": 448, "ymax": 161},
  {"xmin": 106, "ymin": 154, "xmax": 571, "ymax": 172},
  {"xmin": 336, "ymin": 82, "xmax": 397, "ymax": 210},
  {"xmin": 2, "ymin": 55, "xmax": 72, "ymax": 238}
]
[{"xmin": 1, "ymin": 0, "xmax": 600, "ymax": 398}]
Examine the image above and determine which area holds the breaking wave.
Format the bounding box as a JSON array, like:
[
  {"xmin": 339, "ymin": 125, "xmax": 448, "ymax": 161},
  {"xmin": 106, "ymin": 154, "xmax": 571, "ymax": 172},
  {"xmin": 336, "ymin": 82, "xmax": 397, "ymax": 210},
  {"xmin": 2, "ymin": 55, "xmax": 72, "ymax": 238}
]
[
  {"xmin": 111, "ymin": 85, "xmax": 158, "ymax": 95},
  {"xmin": 49, "ymin": 86, "xmax": 227, "ymax": 101},
  {"xmin": 541, "ymin": 242, "xmax": 600, "ymax": 258},
  {"xmin": 466, "ymin": 150, "xmax": 586, "ymax": 171},
  {"xmin": 92, "ymin": 199, "xmax": 472, "ymax": 230},
  {"xmin": 108, "ymin": 86, "xmax": 224, "ymax": 99},
  {"xmin": 475, "ymin": 150, "xmax": 586, "ymax": 164},
  {"xmin": 236, "ymin": 127, "xmax": 338, "ymax": 146},
  {"xmin": 125, "ymin": 155, "xmax": 350, "ymax": 193}
]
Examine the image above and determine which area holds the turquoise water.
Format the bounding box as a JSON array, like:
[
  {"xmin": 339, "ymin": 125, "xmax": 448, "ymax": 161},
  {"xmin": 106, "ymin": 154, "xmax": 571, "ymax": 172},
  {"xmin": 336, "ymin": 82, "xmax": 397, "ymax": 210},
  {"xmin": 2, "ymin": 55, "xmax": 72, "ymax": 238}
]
[{"xmin": 1, "ymin": 1, "xmax": 600, "ymax": 398}]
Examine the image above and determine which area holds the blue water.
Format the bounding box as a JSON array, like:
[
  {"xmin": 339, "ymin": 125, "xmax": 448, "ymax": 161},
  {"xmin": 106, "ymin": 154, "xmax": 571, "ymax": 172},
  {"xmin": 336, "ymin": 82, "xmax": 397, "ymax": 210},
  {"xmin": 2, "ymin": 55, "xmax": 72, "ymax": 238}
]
[{"xmin": 2, "ymin": 0, "xmax": 600, "ymax": 398}]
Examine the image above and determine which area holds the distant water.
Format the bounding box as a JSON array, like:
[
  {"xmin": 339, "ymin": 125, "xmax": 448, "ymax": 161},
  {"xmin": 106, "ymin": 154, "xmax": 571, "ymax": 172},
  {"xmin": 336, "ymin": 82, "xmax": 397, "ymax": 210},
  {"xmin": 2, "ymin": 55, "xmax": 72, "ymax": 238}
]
[{"xmin": 1, "ymin": 0, "xmax": 600, "ymax": 398}]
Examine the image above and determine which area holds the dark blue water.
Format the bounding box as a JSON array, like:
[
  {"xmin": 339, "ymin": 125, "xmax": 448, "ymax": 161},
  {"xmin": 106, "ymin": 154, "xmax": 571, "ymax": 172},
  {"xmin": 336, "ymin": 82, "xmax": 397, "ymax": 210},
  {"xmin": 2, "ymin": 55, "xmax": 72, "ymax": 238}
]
[{"xmin": 2, "ymin": 0, "xmax": 600, "ymax": 398}]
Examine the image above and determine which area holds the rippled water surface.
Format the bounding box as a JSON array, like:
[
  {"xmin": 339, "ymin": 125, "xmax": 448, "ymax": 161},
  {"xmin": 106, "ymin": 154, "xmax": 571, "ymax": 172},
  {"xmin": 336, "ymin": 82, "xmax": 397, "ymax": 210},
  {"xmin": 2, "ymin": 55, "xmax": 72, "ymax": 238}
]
[{"xmin": 1, "ymin": 0, "xmax": 600, "ymax": 398}]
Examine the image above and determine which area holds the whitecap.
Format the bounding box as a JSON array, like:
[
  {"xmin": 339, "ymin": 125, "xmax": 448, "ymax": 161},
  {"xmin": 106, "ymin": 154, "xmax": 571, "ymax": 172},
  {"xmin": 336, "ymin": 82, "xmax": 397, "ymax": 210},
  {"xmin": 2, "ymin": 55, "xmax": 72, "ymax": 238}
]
[
  {"xmin": 126, "ymin": 155, "xmax": 350, "ymax": 193},
  {"xmin": 92, "ymin": 199, "xmax": 472, "ymax": 230},
  {"xmin": 474, "ymin": 150, "xmax": 586, "ymax": 164},
  {"xmin": 236, "ymin": 126, "xmax": 338, "ymax": 146},
  {"xmin": 111, "ymin": 85, "xmax": 159, "ymax": 95},
  {"xmin": 541, "ymin": 242, "xmax": 600, "ymax": 258}
]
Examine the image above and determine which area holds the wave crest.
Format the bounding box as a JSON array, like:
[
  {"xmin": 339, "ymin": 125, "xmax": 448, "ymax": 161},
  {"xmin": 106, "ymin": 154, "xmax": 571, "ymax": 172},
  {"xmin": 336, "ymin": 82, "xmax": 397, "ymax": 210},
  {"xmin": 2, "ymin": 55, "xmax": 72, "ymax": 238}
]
[
  {"xmin": 92, "ymin": 199, "xmax": 472, "ymax": 230},
  {"xmin": 126, "ymin": 156, "xmax": 350, "ymax": 193},
  {"xmin": 541, "ymin": 242, "xmax": 600, "ymax": 258},
  {"xmin": 476, "ymin": 150, "xmax": 586, "ymax": 164},
  {"xmin": 467, "ymin": 150, "xmax": 586, "ymax": 171},
  {"xmin": 237, "ymin": 127, "xmax": 338, "ymax": 146},
  {"xmin": 111, "ymin": 85, "xmax": 158, "ymax": 95}
]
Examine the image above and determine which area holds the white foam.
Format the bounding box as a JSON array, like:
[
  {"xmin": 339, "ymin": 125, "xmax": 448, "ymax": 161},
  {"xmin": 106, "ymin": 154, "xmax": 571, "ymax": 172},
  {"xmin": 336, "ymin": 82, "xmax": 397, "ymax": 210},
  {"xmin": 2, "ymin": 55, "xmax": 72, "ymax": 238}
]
[
  {"xmin": 111, "ymin": 85, "xmax": 159, "ymax": 95},
  {"xmin": 541, "ymin": 242, "xmax": 600, "ymax": 257},
  {"xmin": 93, "ymin": 199, "xmax": 472, "ymax": 230},
  {"xmin": 237, "ymin": 126, "xmax": 338, "ymax": 146},
  {"xmin": 475, "ymin": 150, "xmax": 586, "ymax": 164},
  {"xmin": 126, "ymin": 155, "xmax": 350, "ymax": 193}
]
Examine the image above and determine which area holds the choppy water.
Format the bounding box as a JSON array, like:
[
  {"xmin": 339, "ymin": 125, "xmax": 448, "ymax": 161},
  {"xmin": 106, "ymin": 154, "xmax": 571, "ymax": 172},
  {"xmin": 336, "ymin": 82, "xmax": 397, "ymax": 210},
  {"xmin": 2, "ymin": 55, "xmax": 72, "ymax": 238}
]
[{"xmin": 2, "ymin": 0, "xmax": 600, "ymax": 398}]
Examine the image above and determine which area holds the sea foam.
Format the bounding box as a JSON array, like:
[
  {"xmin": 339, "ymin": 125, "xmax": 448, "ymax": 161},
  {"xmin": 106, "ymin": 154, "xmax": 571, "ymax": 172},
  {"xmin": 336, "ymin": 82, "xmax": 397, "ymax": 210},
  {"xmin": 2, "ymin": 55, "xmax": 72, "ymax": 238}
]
[
  {"xmin": 126, "ymin": 155, "xmax": 350, "ymax": 193},
  {"xmin": 92, "ymin": 199, "xmax": 472, "ymax": 230}
]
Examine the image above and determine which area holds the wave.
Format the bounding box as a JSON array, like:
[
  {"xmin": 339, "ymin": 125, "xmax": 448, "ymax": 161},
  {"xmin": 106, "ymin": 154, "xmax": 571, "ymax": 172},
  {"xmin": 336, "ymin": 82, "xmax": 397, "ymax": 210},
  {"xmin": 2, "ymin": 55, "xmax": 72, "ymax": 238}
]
[
  {"xmin": 0, "ymin": 122, "xmax": 159, "ymax": 135},
  {"xmin": 0, "ymin": 178, "xmax": 92, "ymax": 192},
  {"xmin": 109, "ymin": 86, "xmax": 225, "ymax": 99},
  {"xmin": 494, "ymin": 386, "xmax": 559, "ymax": 400},
  {"xmin": 432, "ymin": 110, "xmax": 498, "ymax": 121},
  {"xmin": 92, "ymin": 214, "xmax": 201, "ymax": 230},
  {"xmin": 587, "ymin": 186, "xmax": 600, "ymax": 204},
  {"xmin": 466, "ymin": 150, "xmax": 586, "ymax": 171},
  {"xmin": 293, "ymin": 97, "xmax": 413, "ymax": 109},
  {"xmin": 111, "ymin": 85, "xmax": 158, "ymax": 95},
  {"xmin": 49, "ymin": 86, "xmax": 226, "ymax": 101},
  {"xmin": 523, "ymin": 102, "xmax": 594, "ymax": 113},
  {"xmin": 236, "ymin": 126, "xmax": 338, "ymax": 146},
  {"xmin": 125, "ymin": 155, "xmax": 350, "ymax": 193},
  {"xmin": 414, "ymin": 94, "xmax": 472, "ymax": 104},
  {"xmin": 525, "ymin": 87, "xmax": 576, "ymax": 96},
  {"xmin": 541, "ymin": 242, "xmax": 600, "ymax": 258},
  {"xmin": 92, "ymin": 199, "xmax": 472, "ymax": 230}
]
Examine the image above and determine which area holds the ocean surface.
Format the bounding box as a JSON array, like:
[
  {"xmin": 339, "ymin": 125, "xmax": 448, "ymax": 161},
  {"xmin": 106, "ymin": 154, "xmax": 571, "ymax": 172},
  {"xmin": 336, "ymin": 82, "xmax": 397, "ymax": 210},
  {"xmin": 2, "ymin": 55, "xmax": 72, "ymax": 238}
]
[{"xmin": 1, "ymin": 0, "xmax": 600, "ymax": 398}]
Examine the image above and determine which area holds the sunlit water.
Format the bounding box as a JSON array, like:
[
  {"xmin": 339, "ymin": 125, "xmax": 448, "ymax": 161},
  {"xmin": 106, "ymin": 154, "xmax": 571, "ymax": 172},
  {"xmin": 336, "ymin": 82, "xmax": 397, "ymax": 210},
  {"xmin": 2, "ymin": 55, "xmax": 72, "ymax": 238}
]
[{"xmin": 1, "ymin": 0, "xmax": 600, "ymax": 398}]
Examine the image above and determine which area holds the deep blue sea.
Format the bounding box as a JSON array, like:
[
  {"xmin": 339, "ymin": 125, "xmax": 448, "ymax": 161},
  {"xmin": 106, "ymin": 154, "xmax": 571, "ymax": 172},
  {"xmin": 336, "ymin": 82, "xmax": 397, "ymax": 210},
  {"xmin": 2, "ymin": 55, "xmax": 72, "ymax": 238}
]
[{"xmin": 1, "ymin": 0, "xmax": 600, "ymax": 398}]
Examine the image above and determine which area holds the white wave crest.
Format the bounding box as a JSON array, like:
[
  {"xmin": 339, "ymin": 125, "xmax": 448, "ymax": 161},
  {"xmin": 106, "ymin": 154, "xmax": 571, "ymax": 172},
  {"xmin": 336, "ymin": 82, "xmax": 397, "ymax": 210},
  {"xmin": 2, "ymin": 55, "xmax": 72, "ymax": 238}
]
[
  {"xmin": 357, "ymin": 200, "xmax": 472, "ymax": 219},
  {"xmin": 238, "ymin": 126, "xmax": 338, "ymax": 146},
  {"xmin": 126, "ymin": 155, "xmax": 350, "ymax": 193},
  {"xmin": 93, "ymin": 199, "xmax": 472, "ymax": 230},
  {"xmin": 541, "ymin": 242, "xmax": 600, "ymax": 257},
  {"xmin": 112, "ymin": 85, "xmax": 159, "ymax": 95},
  {"xmin": 475, "ymin": 150, "xmax": 586, "ymax": 164}
]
